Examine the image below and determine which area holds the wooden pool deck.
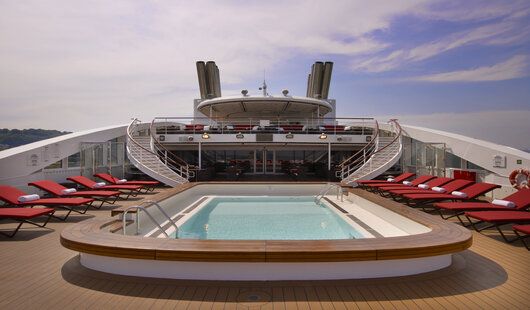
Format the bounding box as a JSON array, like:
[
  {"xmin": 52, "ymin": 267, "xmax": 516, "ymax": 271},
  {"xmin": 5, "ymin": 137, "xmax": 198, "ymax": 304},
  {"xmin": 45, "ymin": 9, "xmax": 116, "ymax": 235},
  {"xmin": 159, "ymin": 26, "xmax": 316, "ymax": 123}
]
[{"xmin": 1, "ymin": 187, "xmax": 529, "ymax": 309}]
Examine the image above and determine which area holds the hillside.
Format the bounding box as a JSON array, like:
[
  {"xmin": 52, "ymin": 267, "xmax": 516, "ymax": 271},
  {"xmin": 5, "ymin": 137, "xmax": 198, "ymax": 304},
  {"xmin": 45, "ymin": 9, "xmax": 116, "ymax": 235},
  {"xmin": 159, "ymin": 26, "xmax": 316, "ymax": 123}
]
[{"xmin": 0, "ymin": 128, "xmax": 70, "ymax": 150}]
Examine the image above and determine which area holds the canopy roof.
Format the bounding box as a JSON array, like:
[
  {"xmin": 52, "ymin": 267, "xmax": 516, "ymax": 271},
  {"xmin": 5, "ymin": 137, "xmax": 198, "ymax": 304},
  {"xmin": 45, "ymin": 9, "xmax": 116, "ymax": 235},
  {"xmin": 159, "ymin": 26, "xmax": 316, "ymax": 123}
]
[{"xmin": 197, "ymin": 95, "xmax": 333, "ymax": 119}]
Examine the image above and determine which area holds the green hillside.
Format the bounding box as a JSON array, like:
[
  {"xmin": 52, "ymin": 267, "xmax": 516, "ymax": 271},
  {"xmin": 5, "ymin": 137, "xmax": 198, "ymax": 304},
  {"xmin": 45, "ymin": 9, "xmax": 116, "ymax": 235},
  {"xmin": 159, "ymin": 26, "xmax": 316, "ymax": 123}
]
[{"xmin": 0, "ymin": 128, "xmax": 70, "ymax": 150}]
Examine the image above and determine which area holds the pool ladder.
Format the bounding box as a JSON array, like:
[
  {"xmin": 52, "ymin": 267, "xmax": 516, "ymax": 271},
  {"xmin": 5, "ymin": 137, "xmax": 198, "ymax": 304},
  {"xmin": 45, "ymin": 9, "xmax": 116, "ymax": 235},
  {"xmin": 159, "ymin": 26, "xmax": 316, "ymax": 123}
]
[
  {"xmin": 122, "ymin": 200, "xmax": 179, "ymax": 238},
  {"xmin": 315, "ymin": 183, "xmax": 344, "ymax": 204}
]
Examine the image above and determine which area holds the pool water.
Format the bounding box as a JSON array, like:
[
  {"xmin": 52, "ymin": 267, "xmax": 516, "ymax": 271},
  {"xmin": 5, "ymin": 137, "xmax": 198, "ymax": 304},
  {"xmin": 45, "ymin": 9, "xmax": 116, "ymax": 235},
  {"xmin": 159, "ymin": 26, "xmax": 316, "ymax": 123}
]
[{"xmin": 174, "ymin": 196, "xmax": 364, "ymax": 240}]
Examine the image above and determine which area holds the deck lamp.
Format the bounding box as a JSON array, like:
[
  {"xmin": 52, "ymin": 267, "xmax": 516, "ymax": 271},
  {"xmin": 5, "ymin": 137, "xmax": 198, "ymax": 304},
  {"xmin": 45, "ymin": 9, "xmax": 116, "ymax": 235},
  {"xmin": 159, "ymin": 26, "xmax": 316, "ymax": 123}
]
[
  {"xmin": 201, "ymin": 132, "xmax": 210, "ymax": 139},
  {"xmin": 236, "ymin": 132, "xmax": 244, "ymax": 139},
  {"xmin": 319, "ymin": 132, "xmax": 327, "ymax": 140},
  {"xmin": 285, "ymin": 132, "xmax": 294, "ymax": 139}
]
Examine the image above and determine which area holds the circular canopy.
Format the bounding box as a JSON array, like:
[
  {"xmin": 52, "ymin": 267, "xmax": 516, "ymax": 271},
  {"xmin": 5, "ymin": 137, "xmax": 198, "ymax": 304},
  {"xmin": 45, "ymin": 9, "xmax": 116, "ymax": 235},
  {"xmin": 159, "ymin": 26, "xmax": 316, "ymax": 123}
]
[{"xmin": 197, "ymin": 96, "xmax": 333, "ymax": 119}]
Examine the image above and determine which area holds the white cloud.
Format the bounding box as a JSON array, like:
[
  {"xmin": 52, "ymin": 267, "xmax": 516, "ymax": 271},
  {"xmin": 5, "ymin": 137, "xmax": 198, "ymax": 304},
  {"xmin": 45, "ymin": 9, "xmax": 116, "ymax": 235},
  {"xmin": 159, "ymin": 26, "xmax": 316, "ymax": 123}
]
[
  {"xmin": 376, "ymin": 110, "xmax": 530, "ymax": 151},
  {"xmin": 352, "ymin": 20, "xmax": 529, "ymax": 73},
  {"xmin": 351, "ymin": 1, "xmax": 530, "ymax": 73},
  {"xmin": 408, "ymin": 55, "xmax": 529, "ymax": 82},
  {"xmin": 0, "ymin": 0, "xmax": 430, "ymax": 130}
]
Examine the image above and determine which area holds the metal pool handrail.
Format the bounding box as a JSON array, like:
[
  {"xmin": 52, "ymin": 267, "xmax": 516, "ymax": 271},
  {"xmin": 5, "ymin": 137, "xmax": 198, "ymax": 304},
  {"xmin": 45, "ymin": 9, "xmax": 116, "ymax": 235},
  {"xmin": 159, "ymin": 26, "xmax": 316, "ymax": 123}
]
[
  {"xmin": 122, "ymin": 200, "xmax": 179, "ymax": 238},
  {"xmin": 315, "ymin": 183, "xmax": 343, "ymax": 203}
]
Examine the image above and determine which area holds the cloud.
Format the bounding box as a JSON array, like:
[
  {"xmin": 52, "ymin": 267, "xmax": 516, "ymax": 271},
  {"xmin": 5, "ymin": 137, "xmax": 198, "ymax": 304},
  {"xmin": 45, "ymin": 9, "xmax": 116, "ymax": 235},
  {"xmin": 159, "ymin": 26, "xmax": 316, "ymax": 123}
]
[
  {"xmin": 407, "ymin": 55, "xmax": 529, "ymax": 82},
  {"xmin": 351, "ymin": 2, "xmax": 530, "ymax": 73},
  {"xmin": 376, "ymin": 110, "xmax": 530, "ymax": 151},
  {"xmin": 0, "ymin": 0, "xmax": 431, "ymax": 130}
]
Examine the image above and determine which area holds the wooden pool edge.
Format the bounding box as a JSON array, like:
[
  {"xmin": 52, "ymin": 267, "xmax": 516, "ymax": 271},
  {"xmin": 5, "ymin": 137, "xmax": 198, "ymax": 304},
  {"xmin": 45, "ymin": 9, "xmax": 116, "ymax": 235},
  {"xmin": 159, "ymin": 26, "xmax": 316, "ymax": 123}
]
[{"xmin": 61, "ymin": 184, "xmax": 473, "ymax": 263}]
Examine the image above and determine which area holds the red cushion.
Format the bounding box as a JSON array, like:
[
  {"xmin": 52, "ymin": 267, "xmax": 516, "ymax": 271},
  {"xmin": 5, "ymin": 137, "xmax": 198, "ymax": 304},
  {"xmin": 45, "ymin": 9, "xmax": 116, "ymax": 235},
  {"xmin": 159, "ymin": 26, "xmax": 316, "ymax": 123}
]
[
  {"xmin": 513, "ymin": 224, "xmax": 530, "ymax": 235},
  {"xmin": 0, "ymin": 208, "xmax": 54, "ymax": 219},
  {"xmin": 19, "ymin": 197, "xmax": 94, "ymax": 206},
  {"xmin": 465, "ymin": 211, "xmax": 530, "ymax": 222},
  {"xmin": 434, "ymin": 202, "xmax": 511, "ymax": 211}
]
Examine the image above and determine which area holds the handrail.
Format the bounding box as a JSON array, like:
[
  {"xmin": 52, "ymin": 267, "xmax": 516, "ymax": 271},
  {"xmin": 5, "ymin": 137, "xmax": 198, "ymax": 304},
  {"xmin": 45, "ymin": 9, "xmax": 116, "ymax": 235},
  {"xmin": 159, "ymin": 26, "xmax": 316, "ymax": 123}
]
[
  {"xmin": 127, "ymin": 119, "xmax": 191, "ymax": 180},
  {"xmin": 339, "ymin": 120, "xmax": 380, "ymax": 168},
  {"xmin": 315, "ymin": 183, "xmax": 343, "ymax": 203},
  {"xmin": 338, "ymin": 119, "xmax": 401, "ymax": 182},
  {"xmin": 150, "ymin": 120, "xmax": 189, "ymax": 167},
  {"xmin": 149, "ymin": 119, "xmax": 194, "ymax": 179},
  {"xmin": 370, "ymin": 119, "xmax": 402, "ymax": 156},
  {"xmin": 122, "ymin": 200, "xmax": 179, "ymax": 238},
  {"xmin": 122, "ymin": 206, "xmax": 169, "ymax": 237}
]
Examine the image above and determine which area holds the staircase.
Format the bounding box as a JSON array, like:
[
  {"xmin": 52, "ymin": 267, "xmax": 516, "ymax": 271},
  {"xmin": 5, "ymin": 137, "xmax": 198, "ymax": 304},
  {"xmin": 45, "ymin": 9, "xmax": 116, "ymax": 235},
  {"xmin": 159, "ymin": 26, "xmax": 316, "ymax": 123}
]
[
  {"xmin": 126, "ymin": 119, "xmax": 190, "ymax": 187},
  {"xmin": 339, "ymin": 120, "xmax": 403, "ymax": 185}
]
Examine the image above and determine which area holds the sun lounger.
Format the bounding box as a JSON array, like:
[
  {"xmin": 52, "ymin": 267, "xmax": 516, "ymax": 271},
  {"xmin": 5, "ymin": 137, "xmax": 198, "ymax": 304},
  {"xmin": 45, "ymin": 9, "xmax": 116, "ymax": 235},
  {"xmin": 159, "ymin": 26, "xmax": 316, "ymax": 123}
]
[
  {"xmin": 93, "ymin": 173, "xmax": 159, "ymax": 192},
  {"xmin": 465, "ymin": 210, "xmax": 530, "ymax": 243},
  {"xmin": 28, "ymin": 180, "xmax": 121, "ymax": 208},
  {"xmin": 0, "ymin": 207, "xmax": 55, "ymax": 237},
  {"xmin": 367, "ymin": 175, "xmax": 437, "ymax": 193},
  {"xmin": 434, "ymin": 188, "xmax": 530, "ymax": 225},
  {"xmin": 400, "ymin": 182, "xmax": 501, "ymax": 210},
  {"xmin": 512, "ymin": 224, "xmax": 530, "ymax": 250},
  {"xmin": 387, "ymin": 179, "xmax": 473, "ymax": 201},
  {"xmin": 67, "ymin": 176, "xmax": 142, "ymax": 199},
  {"xmin": 0, "ymin": 185, "xmax": 94, "ymax": 221},
  {"xmin": 356, "ymin": 172, "xmax": 415, "ymax": 188}
]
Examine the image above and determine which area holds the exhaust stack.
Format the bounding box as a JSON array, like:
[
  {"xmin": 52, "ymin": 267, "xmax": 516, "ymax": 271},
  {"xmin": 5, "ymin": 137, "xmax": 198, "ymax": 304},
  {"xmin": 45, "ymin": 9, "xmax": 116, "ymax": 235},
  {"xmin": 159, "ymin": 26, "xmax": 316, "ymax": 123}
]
[
  {"xmin": 306, "ymin": 61, "xmax": 333, "ymax": 99},
  {"xmin": 196, "ymin": 61, "xmax": 221, "ymax": 99},
  {"xmin": 196, "ymin": 61, "xmax": 208, "ymax": 99}
]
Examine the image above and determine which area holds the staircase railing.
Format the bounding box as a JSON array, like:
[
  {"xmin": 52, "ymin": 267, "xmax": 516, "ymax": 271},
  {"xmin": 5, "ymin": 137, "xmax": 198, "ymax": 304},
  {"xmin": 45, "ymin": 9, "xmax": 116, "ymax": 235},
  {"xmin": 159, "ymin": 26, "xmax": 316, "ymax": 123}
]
[
  {"xmin": 337, "ymin": 120, "xmax": 379, "ymax": 179},
  {"xmin": 339, "ymin": 119, "xmax": 402, "ymax": 184},
  {"xmin": 150, "ymin": 120, "xmax": 195, "ymax": 180},
  {"xmin": 127, "ymin": 119, "xmax": 189, "ymax": 184}
]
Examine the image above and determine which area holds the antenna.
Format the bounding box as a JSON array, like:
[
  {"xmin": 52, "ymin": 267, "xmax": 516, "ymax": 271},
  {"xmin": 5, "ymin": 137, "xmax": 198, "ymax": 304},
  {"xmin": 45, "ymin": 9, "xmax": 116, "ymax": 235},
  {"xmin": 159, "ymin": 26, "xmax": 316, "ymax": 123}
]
[{"xmin": 258, "ymin": 70, "xmax": 268, "ymax": 96}]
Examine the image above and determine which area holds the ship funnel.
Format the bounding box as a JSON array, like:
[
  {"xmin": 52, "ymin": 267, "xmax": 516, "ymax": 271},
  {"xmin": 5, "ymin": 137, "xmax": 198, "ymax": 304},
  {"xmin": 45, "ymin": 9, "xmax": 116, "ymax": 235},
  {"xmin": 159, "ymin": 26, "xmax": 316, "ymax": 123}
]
[
  {"xmin": 196, "ymin": 61, "xmax": 208, "ymax": 99},
  {"xmin": 197, "ymin": 61, "xmax": 222, "ymax": 99},
  {"xmin": 321, "ymin": 62, "xmax": 333, "ymax": 99},
  {"xmin": 306, "ymin": 61, "xmax": 333, "ymax": 99}
]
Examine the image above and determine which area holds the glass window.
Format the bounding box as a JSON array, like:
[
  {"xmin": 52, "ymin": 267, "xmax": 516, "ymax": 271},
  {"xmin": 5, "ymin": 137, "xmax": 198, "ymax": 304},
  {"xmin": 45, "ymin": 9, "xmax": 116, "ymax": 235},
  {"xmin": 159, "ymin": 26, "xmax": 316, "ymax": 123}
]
[
  {"xmin": 45, "ymin": 160, "xmax": 62, "ymax": 169},
  {"xmin": 445, "ymin": 152, "xmax": 462, "ymax": 168},
  {"xmin": 68, "ymin": 152, "xmax": 81, "ymax": 167}
]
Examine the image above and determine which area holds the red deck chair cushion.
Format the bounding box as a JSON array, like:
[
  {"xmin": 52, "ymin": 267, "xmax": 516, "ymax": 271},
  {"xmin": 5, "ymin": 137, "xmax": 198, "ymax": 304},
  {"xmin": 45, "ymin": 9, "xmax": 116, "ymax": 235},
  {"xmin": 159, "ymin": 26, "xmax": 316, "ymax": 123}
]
[
  {"xmin": 513, "ymin": 224, "xmax": 530, "ymax": 235},
  {"xmin": 368, "ymin": 175, "xmax": 437, "ymax": 189},
  {"xmin": 435, "ymin": 188, "xmax": 530, "ymax": 212},
  {"xmin": 0, "ymin": 208, "xmax": 54, "ymax": 219},
  {"xmin": 0, "ymin": 185, "xmax": 93, "ymax": 206},
  {"xmin": 357, "ymin": 172, "xmax": 416, "ymax": 185},
  {"xmin": 465, "ymin": 211, "xmax": 530, "ymax": 223},
  {"xmin": 94, "ymin": 173, "xmax": 159, "ymax": 186},
  {"xmin": 66, "ymin": 176, "xmax": 142, "ymax": 191},
  {"xmin": 28, "ymin": 180, "xmax": 120, "ymax": 198},
  {"xmin": 402, "ymin": 182, "xmax": 499, "ymax": 201}
]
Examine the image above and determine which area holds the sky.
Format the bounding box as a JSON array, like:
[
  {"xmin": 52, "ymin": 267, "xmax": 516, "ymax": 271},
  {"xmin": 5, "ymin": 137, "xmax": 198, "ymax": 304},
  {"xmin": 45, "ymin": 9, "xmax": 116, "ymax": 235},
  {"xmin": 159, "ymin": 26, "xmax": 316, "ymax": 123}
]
[{"xmin": 0, "ymin": 0, "xmax": 529, "ymax": 150}]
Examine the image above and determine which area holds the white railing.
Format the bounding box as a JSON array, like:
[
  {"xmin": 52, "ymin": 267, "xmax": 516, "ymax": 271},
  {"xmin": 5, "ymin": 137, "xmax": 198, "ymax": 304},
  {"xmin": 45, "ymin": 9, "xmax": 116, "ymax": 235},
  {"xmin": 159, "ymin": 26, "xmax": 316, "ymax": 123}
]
[
  {"xmin": 126, "ymin": 119, "xmax": 189, "ymax": 186},
  {"xmin": 337, "ymin": 120, "xmax": 380, "ymax": 180},
  {"xmin": 341, "ymin": 120, "xmax": 403, "ymax": 184}
]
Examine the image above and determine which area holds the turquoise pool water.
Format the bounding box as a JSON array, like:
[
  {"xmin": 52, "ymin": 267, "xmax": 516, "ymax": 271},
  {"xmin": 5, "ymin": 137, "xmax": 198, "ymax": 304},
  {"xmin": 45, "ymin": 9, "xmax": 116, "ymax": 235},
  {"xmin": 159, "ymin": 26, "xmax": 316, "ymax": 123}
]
[{"xmin": 174, "ymin": 196, "xmax": 364, "ymax": 240}]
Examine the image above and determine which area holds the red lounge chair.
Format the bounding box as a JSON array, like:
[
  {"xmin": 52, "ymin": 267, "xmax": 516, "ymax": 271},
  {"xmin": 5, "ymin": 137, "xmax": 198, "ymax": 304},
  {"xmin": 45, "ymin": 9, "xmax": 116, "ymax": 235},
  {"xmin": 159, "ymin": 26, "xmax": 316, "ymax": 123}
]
[
  {"xmin": 28, "ymin": 180, "xmax": 121, "ymax": 208},
  {"xmin": 434, "ymin": 188, "xmax": 530, "ymax": 225},
  {"xmin": 0, "ymin": 207, "xmax": 55, "ymax": 237},
  {"xmin": 93, "ymin": 173, "xmax": 159, "ymax": 192},
  {"xmin": 387, "ymin": 179, "xmax": 473, "ymax": 200},
  {"xmin": 367, "ymin": 175, "xmax": 437, "ymax": 192},
  {"xmin": 67, "ymin": 176, "xmax": 142, "ymax": 199},
  {"xmin": 512, "ymin": 225, "xmax": 530, "ymax": 250},
  {"xmin": 465, "ymin": 210, "xmax": 530, "ymax": 243},
  {"xmin": 0, "ymin": 185, "xmax": 94, "ymax": 221},
  {"xmin": 401, "ymin": 182, "xmax": 501, "ymax": 210},
  {"xmin": 356, "ymin": 172, "xmax": 416, "ymax": 187}
]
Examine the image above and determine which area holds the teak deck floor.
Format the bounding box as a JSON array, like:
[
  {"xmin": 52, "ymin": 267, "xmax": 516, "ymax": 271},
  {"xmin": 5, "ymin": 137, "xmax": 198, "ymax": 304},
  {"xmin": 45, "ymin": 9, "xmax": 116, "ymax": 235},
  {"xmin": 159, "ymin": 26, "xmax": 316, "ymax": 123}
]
[{"xmin": 1, "ymin": 187, "xmax": 529, "ymax": 309}]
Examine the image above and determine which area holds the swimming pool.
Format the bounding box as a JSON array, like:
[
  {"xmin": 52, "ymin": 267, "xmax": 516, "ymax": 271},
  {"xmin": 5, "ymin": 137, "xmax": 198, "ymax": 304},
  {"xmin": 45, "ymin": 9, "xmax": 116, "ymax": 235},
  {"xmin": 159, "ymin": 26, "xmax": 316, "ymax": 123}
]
[
  {"xmin": 62, "ymin": 183, "xmax": 473, "ymax": 280},
  {"xmin": 175, "ymin": 196, "xmax": 365, "ymax": 240}
]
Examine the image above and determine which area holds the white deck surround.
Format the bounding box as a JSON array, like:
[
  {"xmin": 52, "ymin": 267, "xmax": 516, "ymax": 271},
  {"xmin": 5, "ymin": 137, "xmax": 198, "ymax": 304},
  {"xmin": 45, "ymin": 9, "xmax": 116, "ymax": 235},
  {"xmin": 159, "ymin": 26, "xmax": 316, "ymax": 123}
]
[{"xmin": 80, "ymin": 253, "xmax": 452, "ymax": 281}]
